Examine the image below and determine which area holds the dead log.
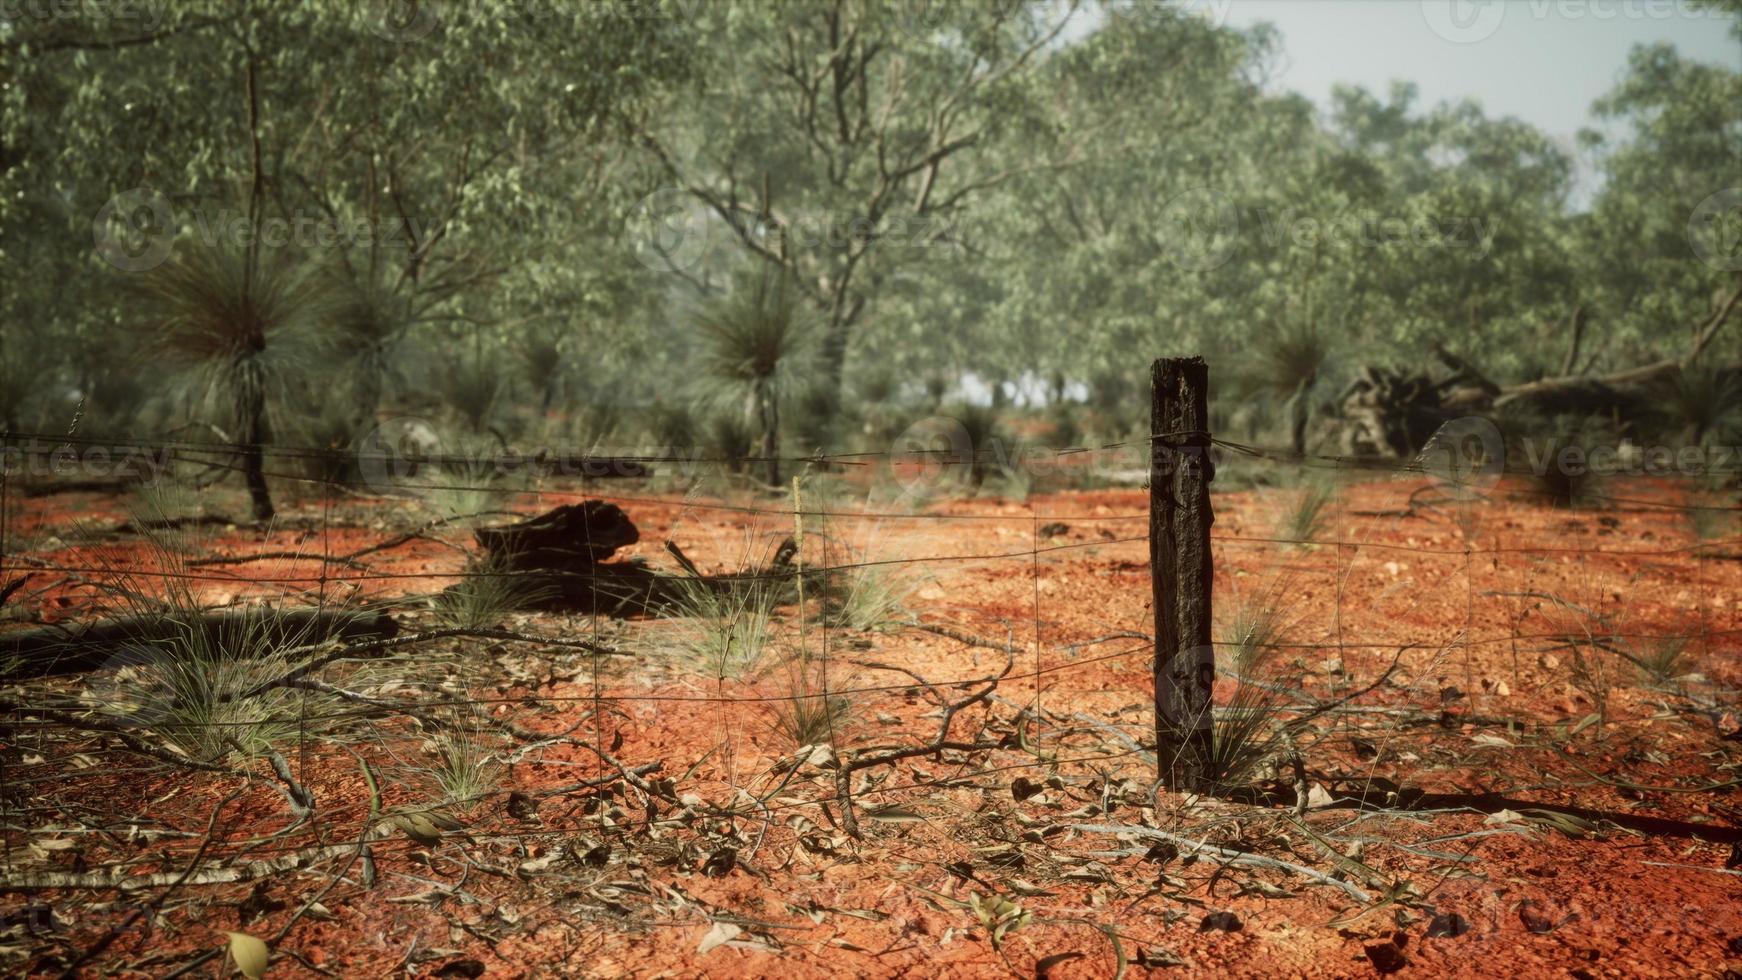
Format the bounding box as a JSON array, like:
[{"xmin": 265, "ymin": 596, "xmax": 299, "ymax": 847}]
[
  {"xmin": 1338, "ymin": 366, "xmax": 1455, "ymax": 457},
  {"xmin": 474, "ymin": 500, "xmax": 638, "ymax": 568},
  {"xmin": 1498, "ymin": 280, "xmax": 1742, "ymax": 407},
  {"xmin": 465, "ymin": 501, "xmax": 799, "ymax": 615},
  {"xmin": 1337, "ymin": 279, "xmax": 1742, "ymax": 453},
  {"xmin": 0, "ymin": 609, "xmax": 399, "ymax": 679}
]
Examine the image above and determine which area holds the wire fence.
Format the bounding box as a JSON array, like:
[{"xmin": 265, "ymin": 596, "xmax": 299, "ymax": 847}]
[
  {"xmin": 3, "ymin": 418, "xmax": 1736, "ymax": 714},
  {"xmin": 3, "ymin": 412, "xmax": 1740, "ymax": 973}
]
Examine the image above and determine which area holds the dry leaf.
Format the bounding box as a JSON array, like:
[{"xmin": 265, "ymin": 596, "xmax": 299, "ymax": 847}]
[
  {"xmin": 222, "ymin": 931, "xmax": 269, "ymax": 979},
  {"xmin": 697, "ymin": 921, "xmax": 742, "ymax": 954}
]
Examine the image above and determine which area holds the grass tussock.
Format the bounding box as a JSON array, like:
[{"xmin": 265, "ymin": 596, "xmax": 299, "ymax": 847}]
[
  {"xmin": 1276, "ymin": 480, "xmax": 1335, "ymax": 547},
  {"xmin": 434, "ymin": 550, "xmax": 554, "ymax": 630},
  {"xmin": 671, "ymin": 575, "xmax": 782, "ymax": 681},
  {"xmin": 1207, "ymin": 579, "xmax": 1298, "ymax": 790},
  {"xmin": 824, "ymin": 549, "xmax": 919, "ymax": 633},
  {"xmin": 1621, "ymin": 636, "xmax": 1697, "ymax": 686}
]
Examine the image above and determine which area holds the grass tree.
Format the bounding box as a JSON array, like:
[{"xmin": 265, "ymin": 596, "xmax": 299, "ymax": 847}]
[
  {"xmin": 696, "ymin": 267, "xmax": 813, "ymax": 486},
  {"xmin": 136, "ymin": 240, "xmax": 332, "ymax": 521},
  {"xmin": 333, "ymin": 273, "xmax": 412, "ymax": 427},
  {"xmin": 1655, "ymin": 365, "xmax": 1742, "ymax": 447},
  {"xmin": 1250, "ymin": 321, "xmax": 1330, "ymax": 456}
]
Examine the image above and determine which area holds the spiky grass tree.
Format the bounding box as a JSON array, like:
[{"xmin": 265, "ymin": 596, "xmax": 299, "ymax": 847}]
[
  {"xmin": 1655, "ymin": 366, "xmax": 1742, "ymax": 447},
  {"xmin": 137, "ymin": 241, "xmax": 331, "ymax": 521},
  {"xmin": 696, "ymin": 268, "xmax": 813, "ymax": 486},
  {"xmin": 333, "ymin": 273, "xmax": 411, "ymax": 426},
  {"xmin": 1252, "ymin": 322, "xmax": 1330, "ymax": 456}
]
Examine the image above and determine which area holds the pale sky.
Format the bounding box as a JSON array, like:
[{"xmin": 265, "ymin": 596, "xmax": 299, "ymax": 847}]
[{"xmin": 1206, "ymin": 1, "xmax": 1741, "ymax": 197}]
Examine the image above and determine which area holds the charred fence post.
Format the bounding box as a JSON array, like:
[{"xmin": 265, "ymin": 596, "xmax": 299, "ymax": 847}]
[{"xmin": 1151, "ymin": 357, "xmax": 1216, "ymax": 792}]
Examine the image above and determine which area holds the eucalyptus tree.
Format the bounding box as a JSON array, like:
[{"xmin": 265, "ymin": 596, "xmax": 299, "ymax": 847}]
[
  {"xmin": 2, "ymin": 2, "xmax": 687, "ymax": 444},
  {"xmin": 643, "ymin": 0, "xmax": 1086, "ymax": 397},
  {"xmin": 1577, "ymin": 43, "xmax": 1742, "ymax": 375}
]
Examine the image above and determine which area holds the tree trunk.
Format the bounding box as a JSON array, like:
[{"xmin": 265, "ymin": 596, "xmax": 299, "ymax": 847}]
[
  {"xmin": 762, "ymin": 380, "xmax": 780, "ymax": 486},
  {"xmin": 242, "ymin": 385, "xmax": 275, "ymax": 522},
  {"xmin": 1286, "ymin": 372, "xmax": 1315, "ymax": 457}
]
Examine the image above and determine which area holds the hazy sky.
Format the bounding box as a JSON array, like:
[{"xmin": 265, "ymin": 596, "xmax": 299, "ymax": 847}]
[
  {"xmin": 1211, "ymin": 1, "xmax": 1739, "ymax": 129},
  {"xmin": 1174, "ymin": 0, "xmax": 1740, "ymax": 200}
]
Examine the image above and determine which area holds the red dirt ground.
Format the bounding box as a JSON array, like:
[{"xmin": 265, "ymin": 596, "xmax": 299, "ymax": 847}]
[{"xmin": 3, "ymin": 471, "xmax": 1740, "ymax": 977}]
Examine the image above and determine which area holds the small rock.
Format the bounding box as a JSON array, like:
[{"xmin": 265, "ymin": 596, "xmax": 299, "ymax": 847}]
[
  {"xmin": 1198, "ymin": 911, "xmax": 1241, "ymax": 933},
  {"xmin": 1425, "ymin": 913, "xmax": 1471, "ymax": 939},
  {"xmin": 1364, "ymin": 941, "xmax": 1408, "ymax": 974},
  {"xmin": 1038, "ymin": 522, "xmax": 1070, "ymax": 537}
]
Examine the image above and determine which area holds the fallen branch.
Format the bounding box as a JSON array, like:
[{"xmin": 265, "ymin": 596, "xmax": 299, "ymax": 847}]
[
  {"xmin": 1070, "ymin": 822, "xmax": 1373, "ymax": 904},
  {"xmin": 836, "ymin": 648, "xmax": 1014, "ymax": 837},
  {"xmin": 0, "ymin": 834, "xmax": 386, "ymax": 893}
]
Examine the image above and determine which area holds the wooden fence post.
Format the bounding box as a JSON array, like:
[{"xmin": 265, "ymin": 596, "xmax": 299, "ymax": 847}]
[{"xmin": 1151, "ymin": 356, "xmax": 1216, "ymax": 792}]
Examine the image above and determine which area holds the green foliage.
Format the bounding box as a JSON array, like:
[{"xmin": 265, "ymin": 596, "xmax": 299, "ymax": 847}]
[
  {"xmin": 1652, "ymin": 367, "xmax": 1742, "ymax": 445},
  {"xmin": 434, "ymin": 550, "xmax": 552, "ymax": 630},
  {"xmin": 697, "ymin": 268, "xmax": 815, "ymax": 482},
  {"xmin": 135, "ymin": 240, "xmax": 334, "ymax": 421},
  {"xmin": 1622, "ymin": 636, "xmax": 1695, "ymax": 685},
  {"xmin": 1, "ymin": 0, "xmax": 1738, "ymax": 471},
  {"xmin": 670, "ymin": 576, "xmax": 782, "ymax": 682},
  {"xmin": 824, "ymin": 554, "xmax": 918, "ymax": 633},
  {"xmin": 1277, "ymin": 481, "xmax": 1335, "ymax": 546}
]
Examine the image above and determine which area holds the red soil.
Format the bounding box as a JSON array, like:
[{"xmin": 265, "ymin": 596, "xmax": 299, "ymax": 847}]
[{"xmin": 2, "ymin": 474, "xmax": 1740, "ymax": 977}]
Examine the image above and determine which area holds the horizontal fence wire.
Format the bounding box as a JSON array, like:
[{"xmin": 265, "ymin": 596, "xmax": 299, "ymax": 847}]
[
  {"xmin": 2, "ymin": 420, "xmax": 1737, "ymax": 744},
  {"xmin": 7, "ymin": 428, "xmax": 1742, "ymax": 478}
]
